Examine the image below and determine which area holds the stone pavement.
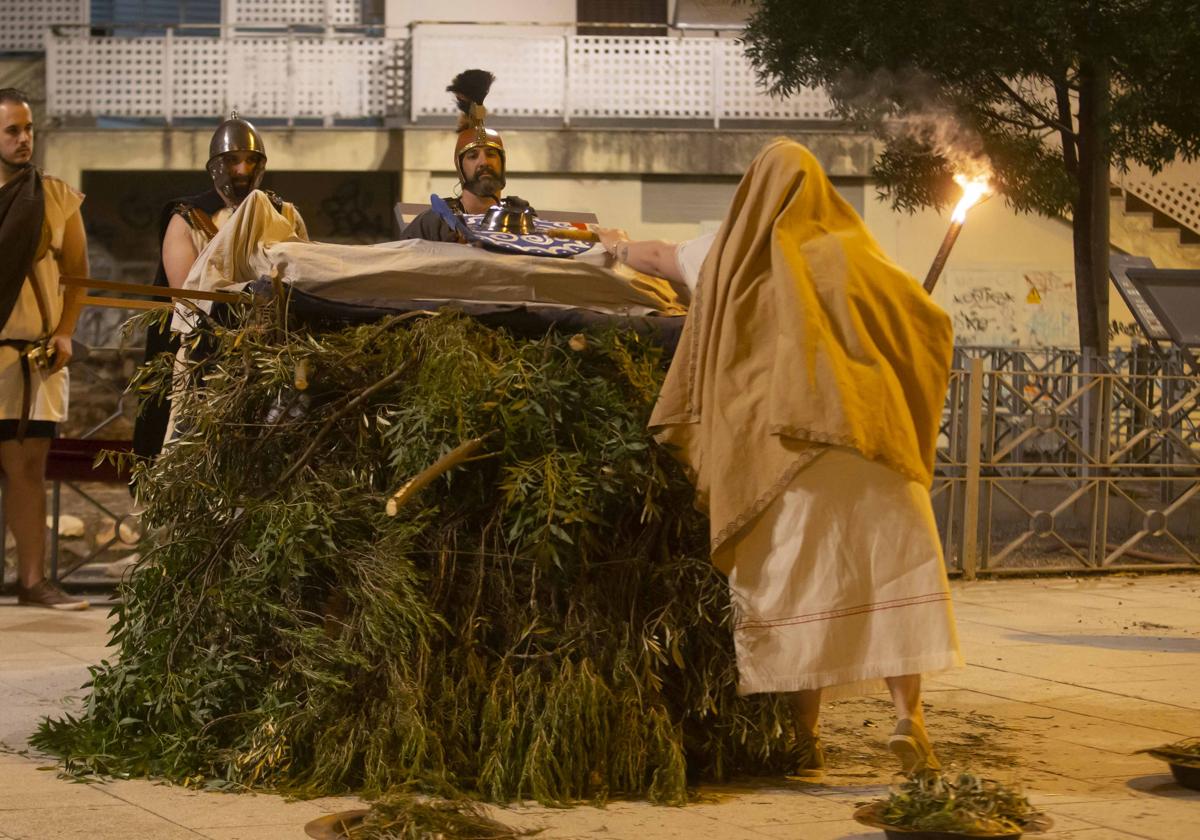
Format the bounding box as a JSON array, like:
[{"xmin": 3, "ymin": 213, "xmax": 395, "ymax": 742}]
[{"xmin": 0, "ymin": 574, "xmax": 1197, "ymax": 839}]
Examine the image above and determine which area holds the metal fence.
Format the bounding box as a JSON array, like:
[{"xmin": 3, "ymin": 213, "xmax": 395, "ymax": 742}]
[{"xmin": 935, "ymin": 346, "xmax": 1200, "ymax": 576}]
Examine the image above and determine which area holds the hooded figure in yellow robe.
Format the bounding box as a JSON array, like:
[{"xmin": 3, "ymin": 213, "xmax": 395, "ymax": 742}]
[{"xmin": 646, "ymin": 138, "xmax": 962, "ymax": 775}]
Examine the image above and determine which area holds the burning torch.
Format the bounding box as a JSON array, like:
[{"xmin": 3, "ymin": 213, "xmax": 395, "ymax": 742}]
[{"xmin": 922, "ymin": 173, "xmax": 991, "ymax": 294}]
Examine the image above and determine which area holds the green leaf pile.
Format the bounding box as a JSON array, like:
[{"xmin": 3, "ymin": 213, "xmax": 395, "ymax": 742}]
[
  {"xmin": 877, "ymin": 770, "xmax": 1044, "ymax": 835},
  {"xmin": 33, "ymin": 308, "xmax": 798, "ymax": 807}
]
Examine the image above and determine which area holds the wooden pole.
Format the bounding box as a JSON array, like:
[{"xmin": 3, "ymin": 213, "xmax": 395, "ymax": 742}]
[
  {"xmin": 923, "ymin": 220, "xmax": 963, "ymax": 294},
  {"xmin": 62, "ymin": 275, "xmax": 241, "ymax": 304}
]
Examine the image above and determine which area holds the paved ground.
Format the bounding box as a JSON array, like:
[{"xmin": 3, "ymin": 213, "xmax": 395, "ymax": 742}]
[{"xmin": 0, "ymin": 573, "xmax": 1197, "ymax": 839}]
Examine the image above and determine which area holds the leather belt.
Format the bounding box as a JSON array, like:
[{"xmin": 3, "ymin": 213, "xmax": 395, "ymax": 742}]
[{"xmin": 0, "ymin": 337, "xmax": 48, "ymax": 442}]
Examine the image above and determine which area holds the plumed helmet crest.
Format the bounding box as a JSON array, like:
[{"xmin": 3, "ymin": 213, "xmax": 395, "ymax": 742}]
[
  {"xmin": 447, "ymin": 69, "xmax": 495, "ymax": 131},
  {"xmin": 448, "ymin": 69, "xmax": 504, "ymax": 185}
]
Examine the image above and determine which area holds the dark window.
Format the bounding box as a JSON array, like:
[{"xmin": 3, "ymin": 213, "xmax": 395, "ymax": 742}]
[
  {"xmin": 576, "ymin": 0, "xmax": 668, "ymax": 36},
  {"xmin": 90, "ymin": 1, "xmax": 220, "ymax": 26}
]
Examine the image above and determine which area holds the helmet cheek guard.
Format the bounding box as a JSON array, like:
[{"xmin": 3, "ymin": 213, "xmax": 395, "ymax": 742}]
[{"xmin": 207, "ymin": 152, "xmax": 267, "ymax": 207}]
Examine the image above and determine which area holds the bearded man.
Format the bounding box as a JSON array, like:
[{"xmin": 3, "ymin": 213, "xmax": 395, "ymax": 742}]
[
  {"xmin": 132, "ymin": 113, "xmax": 307, "ymax": 462},
  {"xmin": 399, "ymin": 69, "xmax": 518, "ymax": 242}
]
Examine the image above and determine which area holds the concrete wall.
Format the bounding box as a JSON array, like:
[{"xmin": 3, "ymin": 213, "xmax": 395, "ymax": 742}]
[
  {"xmin": 39, "ymin": 127, "xmax": 404, "ymax": 188},
  {"xmin": 866, "ymin": 196, "xmax": 1084, "ymax": 347}
]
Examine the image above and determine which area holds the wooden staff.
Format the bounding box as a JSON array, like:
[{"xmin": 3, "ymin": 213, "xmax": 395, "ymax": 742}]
[
  {"xmin": 62, "ymin": 275, "xmax": 242, "ymax": 304},
  {"xmin": 922, "ymin": 222, "xmax": 963, "ymax": 294}
]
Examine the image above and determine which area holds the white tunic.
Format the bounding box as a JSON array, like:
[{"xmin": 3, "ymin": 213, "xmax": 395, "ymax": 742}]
[
  {"xmin": 727, "ymin": 447, "xmax": 962, "ymax": 698},
  {"xmin": 0, "ymin": 175, "xmax": 83, "ymax": 423}
]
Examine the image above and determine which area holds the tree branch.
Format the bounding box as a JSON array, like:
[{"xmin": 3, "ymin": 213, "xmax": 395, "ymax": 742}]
[
  {"xmin": 975, "ymin": 104, "xmax": 1046, "ymax": 133},
  {"xmin": 276, "ymin": 365, "xmax": 410, "ymax": 488},
  {"xmin": 1052, "ymin": 72, "xmax": 1080, "ymax": 177},
  {"xmin": 385, "ymin": 433, "xmax": 496, "ymax": 516},
  {"xmin": 990, "ymin": 73, "xmax": 1077, "ymax": 136}
]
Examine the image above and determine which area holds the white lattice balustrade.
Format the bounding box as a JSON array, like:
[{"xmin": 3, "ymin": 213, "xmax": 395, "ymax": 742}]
[
  {"xmin": 47, "ymin": 31, "xmax": 400, "ymax": 121},
  {"xmin": 717, "ymin": 40, "xmax": 832, "ymax": 120},
  {"xmin": 569, "ymin": 37, "xmax": 715, "ymax": 119},
  {"xmin": 408, "ymin": 26, "xmax": 832, "ymax": 126},
  {"xmin": 409, "ymin": 28, "xmax": 568, "ymax": 121},
  {"xmin": 44, "ymin": 24, "xmax": 829, "ymax": 125},
  {"xmin": 49, "ymin": 37, "xmax": 166, "ymax": 117},
  {"xmin": 1124, "ymin": 180, "xmax": 1200, "ymax": 239},
  {"xmin": 229, "ymin": 0, "xmax": 361, "ymax": 26},
  {"xmin": 0, "ymin": 0, "xmax": 87, "ymax": 54},
  {"xmin": 171, "ymin": 38, "xmax": 230, "ymax": 118}
]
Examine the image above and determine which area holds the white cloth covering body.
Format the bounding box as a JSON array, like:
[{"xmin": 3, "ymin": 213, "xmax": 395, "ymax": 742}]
[
  {"xmin": 163, "ymin": 196, "xmax": 304, "ymax": 442},
  {"xmin": 174, "ymin": 191, "xmax": 684, "ymax": 336},
  {"xmin": 0, "ymin": 176, "xmax": 83, "ymax": 423},
  {"xmin": 727, "ymin": 446, "xmax": 961, "ymax": 698}
]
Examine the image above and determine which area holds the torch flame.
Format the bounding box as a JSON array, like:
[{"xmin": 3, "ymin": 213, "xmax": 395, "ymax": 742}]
[{"xmin": 950, "ymin": 172, "xmax": 991, "ymax": 224}]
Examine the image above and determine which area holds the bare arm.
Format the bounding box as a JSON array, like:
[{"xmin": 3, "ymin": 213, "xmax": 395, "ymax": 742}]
[
  {"xmin": 162, "ymin": 213, "xmax": 200, "ymax": 289},
  {"xmin": 595, "ymin": 228, "xmax": 683, "ymax": 285},
  {"xmin": 48, "ymin": 210, "xmax": 89, "ymax": 372}
]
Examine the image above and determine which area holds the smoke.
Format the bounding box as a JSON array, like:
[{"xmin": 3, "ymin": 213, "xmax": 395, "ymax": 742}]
[{"xmin": 830, "ymin": 67, "xmax": 992, "ymax": 178}]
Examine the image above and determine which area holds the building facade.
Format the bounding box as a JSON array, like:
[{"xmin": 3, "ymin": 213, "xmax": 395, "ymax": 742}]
[{"xmin": 2, "ymin": 0, "xmax": 1197, "ymax": 348}]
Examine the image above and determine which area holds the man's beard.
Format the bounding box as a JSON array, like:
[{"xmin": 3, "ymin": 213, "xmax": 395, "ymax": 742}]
[
  {"xmin": 0, "ymin": 149, "xmax": 32, "ymax": 173},
  {"xmin": 463, "ymin": 169, "xmax": 505, "ymax": 201},
  {"xmin": 229, "ymin": 178, "xmax": 254, "ymax": 202}
]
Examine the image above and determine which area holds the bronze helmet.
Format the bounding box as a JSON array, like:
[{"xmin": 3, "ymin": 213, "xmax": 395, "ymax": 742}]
[
  {"xmin": 454, "ymin": 124, "xmax": 505, "ymax": 184},
  {"xmin": 206, "ymin": 110, "xmax": 267, "ymax": 207},
  {"xmin": 447, "ymin": 70, "xmax": 505, "ymax": 187}
]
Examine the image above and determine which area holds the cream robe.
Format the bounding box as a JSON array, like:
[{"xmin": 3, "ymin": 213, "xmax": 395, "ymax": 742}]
[{"xmin": 0, "ymin": 175, "xmax": 83, "ymax": 423}]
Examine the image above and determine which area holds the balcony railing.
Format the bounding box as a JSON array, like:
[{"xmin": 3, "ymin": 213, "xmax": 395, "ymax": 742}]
[
  {"xmin": 1, "ymin": 0, "xmax": 88, "ymax": 53},
  {"xmin": 33, "ymin": 20, "xmax": 831, "ymax": 126},
  {"xmin": 46, "ymin": 24, "xmax": 402, "ymax": 123},
  {"xmin": 408, "ymin": 23, "xmax": 833, "ymax": 127},
  {"xmin": 0, "ymin": 0, "xmax": 372, "ymax": 52}
]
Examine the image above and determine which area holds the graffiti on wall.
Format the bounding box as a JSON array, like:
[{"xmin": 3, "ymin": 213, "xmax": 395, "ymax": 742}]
[{"xmin": 939, "ymin": 269, "xmax": 1076, "ymax": 346}]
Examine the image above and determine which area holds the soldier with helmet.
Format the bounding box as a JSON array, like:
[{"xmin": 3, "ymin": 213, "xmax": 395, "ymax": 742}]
[
  {"xmin": 132, "ymin": 112, "xmax": 307, "ymax": 463},
  {"xmin": 399, "ymin": 69, "xmax": 519, "ymax": 242}
]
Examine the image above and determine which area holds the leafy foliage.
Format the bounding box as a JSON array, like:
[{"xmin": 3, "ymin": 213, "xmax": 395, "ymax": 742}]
[
  {"xmin": 350, "ymin": 792, "xmax": 533, "ymax": 839},
  {"xmin": 741, "ymin": 0, "xmax": 1200, "ymax": 351},
  {"xmin": 874, "ymin": 770, "xmax": 1045, "ymax": 835},
  {"xmin": 744, "ymin": 1, "xmax": 1200, "ymax": 211},
  {"xmin": 1140, "ymin": 737, "xmax": 1200, "ymax": 769},
  {"xmin": 32, "ymin": 305, "xmax": 799, "ymax": 805}
]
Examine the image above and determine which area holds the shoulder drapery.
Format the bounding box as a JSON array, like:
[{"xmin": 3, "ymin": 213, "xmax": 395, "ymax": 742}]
[
  {"xmin": 0, "ymin": 173, "xmax": 83, "ymax": 427},
  {"xmin": 648, "ymin": 139, "xmax": 954, "ymax": 574},
  {"xmin": 0, "ymin": 167, "xmax": 45, "ymax": 330}
]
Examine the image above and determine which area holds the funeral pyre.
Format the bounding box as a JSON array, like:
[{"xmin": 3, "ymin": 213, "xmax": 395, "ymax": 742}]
[{"xmin": 32, "ymin": 302, "xmax": 799, "ymax": 815}]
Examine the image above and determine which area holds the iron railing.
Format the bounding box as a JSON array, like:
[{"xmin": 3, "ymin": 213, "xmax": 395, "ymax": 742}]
[{"xmin": 935, "ymin": 346, "xmax": 1200, "ymax": 576}]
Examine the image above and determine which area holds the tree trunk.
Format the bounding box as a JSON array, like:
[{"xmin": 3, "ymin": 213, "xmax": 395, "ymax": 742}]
[{"xmin": 1074, "ymin": 60, "xmax": 1111, "ymax": 356}]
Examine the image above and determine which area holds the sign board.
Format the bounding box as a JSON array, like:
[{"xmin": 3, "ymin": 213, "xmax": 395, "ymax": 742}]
[
  {"xmin": 1125, "ymin": 268, "xmax": 1200, "ymax": 347},
  {"xmin": 1109, "ymin": 255, "xmax": 1171, "ymax": 342}
]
